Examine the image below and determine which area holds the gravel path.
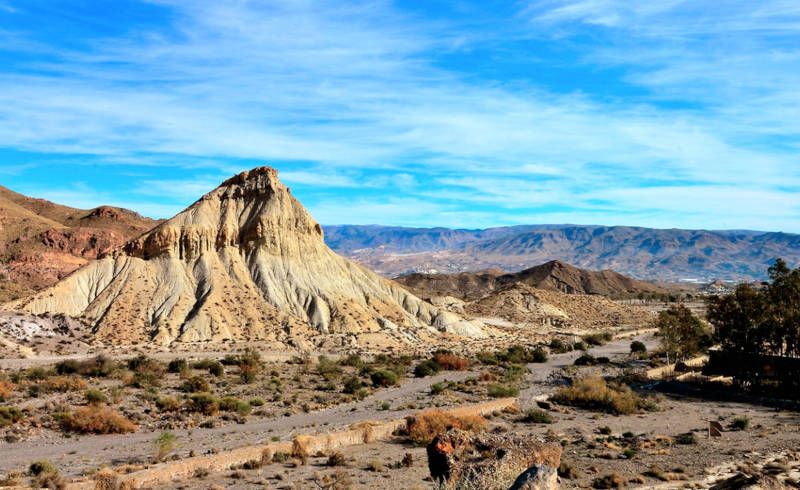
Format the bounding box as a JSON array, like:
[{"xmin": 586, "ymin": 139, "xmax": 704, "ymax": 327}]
[{"xmin": 0, "ymin": 334, "xmax": 655, "ymax": 477}]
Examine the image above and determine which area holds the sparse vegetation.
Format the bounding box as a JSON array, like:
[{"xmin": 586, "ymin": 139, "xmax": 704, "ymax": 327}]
[
  {"xmin": 552, "ymin": 376, "xmax": 654, "ymax": 415},
  {"xmin": 84, "ymin": 388, "xmax": 106, "ymax": 405},
  {"xmin": 521, "ymin": 408, "xmax": 552, "ymax": 424},
  {"xmin": 152, "ymin": 431, "xmax": 177, "ymax": 462},
  {"xmin": 59, "ymin": 405, "xmax": 137, "ymax": 434},
  {"xmin": 370, "ymin": 370, "xmax": 398, "ymax": 387},
  {"xmin": 583, "ymin": 332, "xmax": 613, "ymax": 346},
  {"xmin": 433, "ymin": 352, "xmax": 469, "ymax": 371},
  {"xmin": 186, "ymin": 392, "xmax": 219, "ymax": 415},
  {"xmin": 487, "ymin": 383, "xmax": 519, "ymax": 398},
  {"xmin": 574, "ymin": 353, "xmax": 596, "ymax": 366},
  {"xmin": 405, "ymin": 410, "xmax": 486, "ymax": 444},
  {"xmin": 0, "ymin": 406, "xmax": 23, "ymax": 427},
  {"xmin": 630, "ymin": 340, "xmax": 647, "ymax": 354},
  {"xmin": 732, "ymin": 416, "xmax": 750, "ymax": 431}
]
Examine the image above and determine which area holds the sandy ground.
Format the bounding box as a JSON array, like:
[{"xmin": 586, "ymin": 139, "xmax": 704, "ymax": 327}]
[{"xmin": 0, "ymin": 335, "xmax": 656, "ymax": 479}]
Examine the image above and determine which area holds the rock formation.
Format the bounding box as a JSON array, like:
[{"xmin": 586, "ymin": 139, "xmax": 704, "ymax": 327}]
[
  {"xmin": 426, "ymin": 429, "xmax": 562, "ymax": 489},
  {"xmin": 6, "ymin": 167, "xmax": 455, "ymax": 346},
  {"xmin": 0, "ymin": 185, "xmax": 158, "ymax": 301},
  {"xmin": 465, "ymin": 283, "xmax": 654, "ymax": 330}
]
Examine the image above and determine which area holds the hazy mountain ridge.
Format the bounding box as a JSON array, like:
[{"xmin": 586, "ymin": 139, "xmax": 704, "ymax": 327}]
[{"xmin": 324, "ymin": 224, "xmax": 800, "ymax": 281}]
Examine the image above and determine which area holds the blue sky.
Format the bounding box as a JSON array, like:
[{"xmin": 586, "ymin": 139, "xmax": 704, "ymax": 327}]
[{"xmin": 0, "ymin": 0, "xmax": 799, "ymax": 231}]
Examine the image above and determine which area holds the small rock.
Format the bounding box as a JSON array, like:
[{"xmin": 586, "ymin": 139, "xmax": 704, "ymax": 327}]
[{"xmin": 508, "ymin": 464, "xmax": 558, "ymax": 490}]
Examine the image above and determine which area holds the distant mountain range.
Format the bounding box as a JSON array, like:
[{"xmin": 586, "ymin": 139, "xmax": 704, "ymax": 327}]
[{"xmin": 324, "ymin": 224, "xmax": 800, "ymax": 281}]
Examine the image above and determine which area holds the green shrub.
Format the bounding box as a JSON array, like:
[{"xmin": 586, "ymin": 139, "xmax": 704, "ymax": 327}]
[
  {"xmin": 84, "ymin": 389, "xmax": 107, "ymax": 405},
  {"xmin": 504, "ymin": 365, "xmax": 528, "ymax": 383},
  {"xmin": 531, "ymin": 348, "xmax": 548, "ymax": 363},
  {"xmin": 340, "ymin": 353, "xmax": 363, "ymax": 368},
  {"xmin": 193, "ymin": 359, "xmax": 224, "ymax": 376},
  {"xmin": 381, "ymin": 401, "xmax": 391, "ymax": 410},
  {"xmin": 413, "ymin": 359, "xmax": 441, "ymax": 378},
  {"xmin": 675, "ymin": 432, "xmax": 696, "ymax": 444},
  {"xmin": 29, "ymin": 460, "xmax": 57, "ymax": 477},
  {"xmin": 81, "ymin": 355, "xmax": 117, "ymax": 377},
  {"xmin": 343, "ymin": 377, "xmax": 362, "ymax": 394},
  {"xmin": 220, "ymin": 396, "xmax": 251, "ymax": 416},
  {"xmin": 522, "ymin": 408, "xmax": 551, "ymax": 424},
  {"xmin": 430, "ymin": 382, "xmax": 445, "ymax": 395},
  {"xmin": 582, "ymin": 333, "xmax": 611, "ymax": 346},
  {"xmin": 573, "ymin": 341, "xmax": 587, "ymax": 351},
  {"xmin": 240, "ymin": 369, "xmax": 257, "ymax": 384},
  {"xmin": 54, "ymin": 359, "xmax": 81, "ymax": 375},
  {"xmin": 187, "ymin": 393, "xmax": 218, "ymax": 415},
  {"xmin": 317, "ymin": 356, "xmax": 343, "ymax": 379},
  {"xmin": 167, "ymin": 359, "xmax": 188, "ymax": 374},
  {"xmin": 155, "ymin": 397, "xmax": 180, "ymax": 412},
  {"xmin": 26, "ymin": 367, "xmax": 50, "ymax": 381},
  {"xmin": 622, "ymin": 448, "xmax": 637, "ymax": 459},
  {"xmin": 732, "ymin": 417, "xmax": 750, "ymax": 431},
  {"xmin": 182, "ymin": 376, "xmax": 210, "ymax": 393},
  {"xmin": 249, "ymin": 398, "xmax": 265, "ymax": 407},
  {"xmin": 549, "ymin": 338, "xmax": 572, "ymax": 354},
  {"xmin": 152, "ymin": 431, "xmax": 177, "ymax": 462},
  {"xmin": 0, "ymin": 406, "xmax": 23, "ymax": 427},
  {"xmin": 370, "ymin": 370, "xmax": 398, "ymax": 387},
  {"xmin": 475, "ymin": 351, "xmax": 498, "ymax": 365},
  {"xmin": 574, "ymin": 353, "xmax": 596, "ymax": 366},
  {"xmin": 152, "ymin": 431, "xmax": 178, "ymax": 463},
  {"xmin": 630, "ymin": 341, "xmax": 647, "ymax": 353},
  {"xmin": 487, "ymin": 383, "xmax": 519, "ymax": 398}
]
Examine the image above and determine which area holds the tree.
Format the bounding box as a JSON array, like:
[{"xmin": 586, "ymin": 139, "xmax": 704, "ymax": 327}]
[{"xmin": 656, "ymin": 305, "xmax": 708, "ymax": 364}]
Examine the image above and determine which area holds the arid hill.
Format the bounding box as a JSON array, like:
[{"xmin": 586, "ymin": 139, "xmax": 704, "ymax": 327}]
[
  {"xmin": 464, "ymin": 283, "xmax": 653, "ymax": 330},
  {"xmin": 5, "ymin": 167, "xmax": 467, "ymax": 347},
  {"xmin": 0, "ymin": 185, "xmax": 160, "ymax": 301},
  {"xmin": 395, "ymin": 260, "xmax": 665, "ymax": 301}
]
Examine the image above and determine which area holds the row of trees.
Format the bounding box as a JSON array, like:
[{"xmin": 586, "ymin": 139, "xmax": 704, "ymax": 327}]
[
  {"xmin": 703, "ymin": 259, "xmax": 800, "ymax": 393},
  {"xmin": 707, "ymin": 259, "xmax": 800, "ymax": 359}
]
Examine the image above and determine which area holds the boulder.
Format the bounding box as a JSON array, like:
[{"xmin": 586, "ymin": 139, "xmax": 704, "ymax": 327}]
[
  {"xmin": 509, "ymin": 465, "xmax": 559, "ymax": 490},
  {"xmin": 426, "ymin": 429, "xmax": 562, "ymax": 490}
]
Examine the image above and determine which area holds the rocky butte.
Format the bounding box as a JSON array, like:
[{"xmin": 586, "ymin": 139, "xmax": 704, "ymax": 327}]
[{"xmin": 8, "ymin": 167, "xmax": 472, "ymax": 347}]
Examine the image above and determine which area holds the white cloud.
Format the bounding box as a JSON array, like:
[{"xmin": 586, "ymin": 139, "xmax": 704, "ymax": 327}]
[{"xmin": 0, "ymin": 0, "xmax": 797, "ymax": 230}]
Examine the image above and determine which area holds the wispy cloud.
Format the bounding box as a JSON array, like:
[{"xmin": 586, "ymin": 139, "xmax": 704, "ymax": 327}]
[{"xmin": 0, "ymin": 0, "xmax": 797, "ymax": 230}]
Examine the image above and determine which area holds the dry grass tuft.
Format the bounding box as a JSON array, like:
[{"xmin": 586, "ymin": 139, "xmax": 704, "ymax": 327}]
[
  {"xmin": 0, "ymin": 380, "xmax": 14, "ymax": 401},
  {"xmin": 60, "ymin": 405, "xmax": 137, "ymax": 434},
  {"xmin": 260, "ymin": 447, "xmax": 275, "ymax": 466},
  {"xmin": 552, "ymin": 376, "xmax": 653, "ymax": 415},
  {"xmin": 433, "ymin": 353, "xmax": 470, "ymax": 371},
  {"xmin": 350, "ymin": 420, "xmax": 381, "ymax": 443},
  {"xmin": 94, "ymin": 468, "xmax": 119, "ymax": 490},
  {"xmin": 292, "ymin": 435, "xmax": 311, "ymax": 462},
  {"xmin": 406, "ymin": 410, "xmax": 486, "ymax": 444}
]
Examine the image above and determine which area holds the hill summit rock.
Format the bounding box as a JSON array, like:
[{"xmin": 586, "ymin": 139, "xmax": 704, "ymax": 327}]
[{"xmin": 8, "ymin": 167, "xmax": 452, "ymax": 346}]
